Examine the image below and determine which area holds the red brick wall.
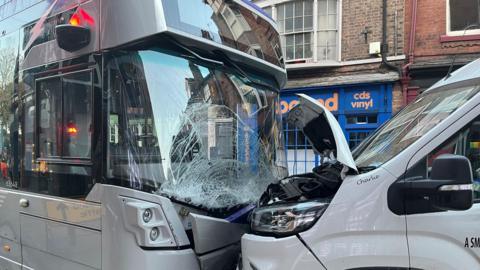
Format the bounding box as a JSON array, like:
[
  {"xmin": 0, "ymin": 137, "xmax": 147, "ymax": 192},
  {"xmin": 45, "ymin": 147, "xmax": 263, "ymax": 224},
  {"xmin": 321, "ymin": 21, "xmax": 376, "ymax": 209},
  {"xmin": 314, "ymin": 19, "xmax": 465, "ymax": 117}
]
[
  {"xmin": 392, "ymin": 83, "xmax": 404, "ymax": 113},
  {"xmin": 404, "ymin": 0, "xmax": 480, "ymax": 64},
  {"xmin": 342, "ymin": 0, "xmax": 404, "ymax": 61}
]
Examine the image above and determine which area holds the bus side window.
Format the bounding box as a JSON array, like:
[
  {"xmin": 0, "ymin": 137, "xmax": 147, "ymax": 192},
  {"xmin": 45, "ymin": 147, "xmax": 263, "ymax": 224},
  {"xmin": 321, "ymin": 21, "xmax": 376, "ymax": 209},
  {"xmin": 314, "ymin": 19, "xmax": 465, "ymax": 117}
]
[
  {"xmin": 21, "ymin": 94, "xmax": 37, "ymax": 191},
  {"xmin": 62, "ymin": 72, "xmax": 93, "ymax": 158},
  {"xmin": 28, "ymin": 70, "xmax": 94, "ymax": 199},
  {"xmin": 38, "ymin": 77, "xmax": 62, "ymax": 158},
  {"xmin": 407, "ymin": 117, "xmax": 480, "ymax": 202}
]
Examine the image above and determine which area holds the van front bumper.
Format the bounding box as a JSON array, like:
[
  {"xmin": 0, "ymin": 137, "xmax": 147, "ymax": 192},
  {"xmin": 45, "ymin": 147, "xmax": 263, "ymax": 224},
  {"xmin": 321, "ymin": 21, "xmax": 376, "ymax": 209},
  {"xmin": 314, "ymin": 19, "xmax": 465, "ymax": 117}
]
[{"xmin": 240, "ymin": 233, "xmax": 326, "ymax": 270}]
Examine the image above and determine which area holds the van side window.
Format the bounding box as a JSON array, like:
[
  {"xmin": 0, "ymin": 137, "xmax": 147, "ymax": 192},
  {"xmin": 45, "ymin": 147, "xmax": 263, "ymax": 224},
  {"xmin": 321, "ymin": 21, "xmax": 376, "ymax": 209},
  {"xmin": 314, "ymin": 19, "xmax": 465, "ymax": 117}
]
[{"xmin": 408, "ymin": 117, "xmax": 480, "ymax": 202}]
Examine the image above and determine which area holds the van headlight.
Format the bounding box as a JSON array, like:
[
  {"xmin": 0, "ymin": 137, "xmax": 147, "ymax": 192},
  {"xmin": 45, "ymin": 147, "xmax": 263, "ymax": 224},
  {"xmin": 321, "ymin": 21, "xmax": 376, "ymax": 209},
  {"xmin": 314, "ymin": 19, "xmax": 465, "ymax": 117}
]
[{"xmin": 250, "ymin": 200, "xmax": 329, "ymax": 237}]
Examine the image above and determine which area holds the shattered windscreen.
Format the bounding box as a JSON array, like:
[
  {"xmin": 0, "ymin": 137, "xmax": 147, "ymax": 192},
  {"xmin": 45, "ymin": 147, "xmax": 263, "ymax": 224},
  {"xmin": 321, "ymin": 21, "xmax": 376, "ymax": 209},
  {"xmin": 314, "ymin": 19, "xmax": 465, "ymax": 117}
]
[{"xmin": 105, "ymin": 47, "xmax": 287, "ymax": 210}]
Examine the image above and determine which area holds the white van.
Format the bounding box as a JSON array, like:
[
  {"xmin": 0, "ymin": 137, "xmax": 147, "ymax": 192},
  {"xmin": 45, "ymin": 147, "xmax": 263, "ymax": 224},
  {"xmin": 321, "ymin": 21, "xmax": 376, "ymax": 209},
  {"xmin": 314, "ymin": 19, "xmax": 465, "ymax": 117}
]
[{"xmin": 241, "ymin": 58, "xmax": 480, "ymax": 270}]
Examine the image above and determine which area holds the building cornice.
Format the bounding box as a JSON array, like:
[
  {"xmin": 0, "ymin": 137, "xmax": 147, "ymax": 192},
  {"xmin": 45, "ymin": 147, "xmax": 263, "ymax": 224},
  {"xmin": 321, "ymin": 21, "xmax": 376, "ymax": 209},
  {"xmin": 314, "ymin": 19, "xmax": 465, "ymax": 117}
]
[
  {"xmin": 286, "ymin": 55, "xmax": 406, "ymax": 70},
  {"xmin": 285, "ymin": 71, "xmax": 400, "ymax": 89}
]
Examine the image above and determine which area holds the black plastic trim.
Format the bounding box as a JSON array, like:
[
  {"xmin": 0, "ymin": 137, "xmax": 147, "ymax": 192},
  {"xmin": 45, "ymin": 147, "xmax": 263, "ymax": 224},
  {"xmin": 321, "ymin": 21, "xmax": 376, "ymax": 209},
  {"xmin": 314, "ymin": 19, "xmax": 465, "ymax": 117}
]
[
  {"xmin": 346, "ymin": 268, "xmax": 423, "ymax": 270},
  {"xmin": 140, "ymin": 244, "xmax": 191, "ymax": 251}
]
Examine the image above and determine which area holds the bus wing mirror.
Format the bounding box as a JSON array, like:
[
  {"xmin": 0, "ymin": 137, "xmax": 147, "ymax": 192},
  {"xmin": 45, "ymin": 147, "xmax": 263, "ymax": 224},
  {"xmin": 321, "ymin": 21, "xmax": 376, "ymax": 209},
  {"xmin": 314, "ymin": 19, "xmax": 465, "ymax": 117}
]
[{"xmin": 55, "ymin": 24, "xmax": 91, "ymax": 52}]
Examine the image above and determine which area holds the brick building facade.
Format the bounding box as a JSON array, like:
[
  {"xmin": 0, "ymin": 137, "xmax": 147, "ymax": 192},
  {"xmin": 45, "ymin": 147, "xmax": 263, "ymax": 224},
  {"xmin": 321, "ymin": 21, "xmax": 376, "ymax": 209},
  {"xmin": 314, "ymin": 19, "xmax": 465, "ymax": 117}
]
[
  {"xmin": 403, "ymin": 0, "xmax": 480, "ymax": 96},
  {"xmin": 252, "ymin": 0, "xmax": 406, "ymax": 173}
]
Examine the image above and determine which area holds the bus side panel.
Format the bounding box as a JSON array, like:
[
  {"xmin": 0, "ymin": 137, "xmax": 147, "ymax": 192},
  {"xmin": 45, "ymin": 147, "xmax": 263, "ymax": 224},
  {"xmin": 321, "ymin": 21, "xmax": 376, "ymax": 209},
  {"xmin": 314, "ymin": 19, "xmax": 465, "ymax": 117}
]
[
  {"xmin": 22, "ymin": 246, "xmax": 97, "ymax": 270},
  {"xmin": 0, "ymin": 1, "xmax": 23, "ymax": 267},
  {"xmin": 20, "ymin": 214, "xmax": 101, "ymax": 270},
  {"xmin": 0, "ymin": 191, "xmax": 22, "ymax": 270}
]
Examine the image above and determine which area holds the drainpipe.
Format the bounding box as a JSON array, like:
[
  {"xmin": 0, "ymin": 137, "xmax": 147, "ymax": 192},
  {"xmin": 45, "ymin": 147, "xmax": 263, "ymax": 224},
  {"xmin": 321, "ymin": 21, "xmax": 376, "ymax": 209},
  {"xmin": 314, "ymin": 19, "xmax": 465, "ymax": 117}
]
[
  {"xmin": 381, "ymin": 0, "xmax": 400, "ymax": 73},
  {"xmin": 401, "ymin": 0, "xmax": 418, "ymax": 106}
]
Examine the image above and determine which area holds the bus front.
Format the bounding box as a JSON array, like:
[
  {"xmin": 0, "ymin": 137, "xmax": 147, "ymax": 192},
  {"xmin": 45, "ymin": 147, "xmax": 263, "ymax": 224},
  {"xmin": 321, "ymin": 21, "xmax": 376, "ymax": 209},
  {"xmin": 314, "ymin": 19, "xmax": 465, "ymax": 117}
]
[{"xmin": 93, "ymin": 0, "xmax": 288, "ymax": 268}]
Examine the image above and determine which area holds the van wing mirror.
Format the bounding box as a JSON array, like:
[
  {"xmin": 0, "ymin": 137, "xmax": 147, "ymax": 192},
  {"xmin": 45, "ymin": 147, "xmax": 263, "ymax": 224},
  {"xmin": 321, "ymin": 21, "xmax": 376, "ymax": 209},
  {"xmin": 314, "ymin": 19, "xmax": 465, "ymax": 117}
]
[
  {"xmin": 390, "ymin": 154, "xmax": 474, "ymax": 215},
  {"xmin": 55, "ymin": 24, "xmax": 90, "ymax": 52},
  {"xmin": 427, "ymin": 154, "xmax": 473, "ymax": 211}
]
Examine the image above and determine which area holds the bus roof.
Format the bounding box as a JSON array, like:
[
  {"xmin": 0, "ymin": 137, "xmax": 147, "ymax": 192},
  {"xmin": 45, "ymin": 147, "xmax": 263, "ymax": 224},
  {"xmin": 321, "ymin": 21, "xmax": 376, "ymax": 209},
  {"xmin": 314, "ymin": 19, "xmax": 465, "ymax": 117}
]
[{"xmin": 8, "ymin": 0, "xmax": 286, "ymax": 87}]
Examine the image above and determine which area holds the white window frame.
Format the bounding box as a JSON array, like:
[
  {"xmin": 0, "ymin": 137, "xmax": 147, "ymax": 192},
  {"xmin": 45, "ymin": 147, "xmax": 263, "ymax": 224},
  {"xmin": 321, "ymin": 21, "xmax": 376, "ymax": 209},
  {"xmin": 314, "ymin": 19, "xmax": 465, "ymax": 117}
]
[
  {"xmin": 446, "ymin": 0, "xmax": 480, "ymax": 36},
  {"xmin": 256, "ymin": 0, "xmax": 342, "ymax": 65},
  {"xmin": 315, "ymin": 0, "xmax": 340, "ymax": 62},
  {"xmin": 284, "ymin": 32, "xmax": 314, "ymax": 61}
]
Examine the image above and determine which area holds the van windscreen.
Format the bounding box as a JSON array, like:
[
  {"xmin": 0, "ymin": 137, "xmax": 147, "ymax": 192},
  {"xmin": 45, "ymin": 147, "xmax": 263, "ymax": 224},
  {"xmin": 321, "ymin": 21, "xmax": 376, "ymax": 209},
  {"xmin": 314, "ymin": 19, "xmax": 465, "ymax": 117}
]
[{"xmin": 353, "ymin": 85, "xmax": 480, "ymax": 168}]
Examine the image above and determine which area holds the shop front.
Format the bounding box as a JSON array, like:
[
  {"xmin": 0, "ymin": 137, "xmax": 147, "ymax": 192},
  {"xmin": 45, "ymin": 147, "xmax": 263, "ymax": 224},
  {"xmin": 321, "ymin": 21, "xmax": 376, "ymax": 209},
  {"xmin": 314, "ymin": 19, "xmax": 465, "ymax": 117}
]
[{"xmin": 281, "ymin": 83, "xmax": 393, "ymax": 174}]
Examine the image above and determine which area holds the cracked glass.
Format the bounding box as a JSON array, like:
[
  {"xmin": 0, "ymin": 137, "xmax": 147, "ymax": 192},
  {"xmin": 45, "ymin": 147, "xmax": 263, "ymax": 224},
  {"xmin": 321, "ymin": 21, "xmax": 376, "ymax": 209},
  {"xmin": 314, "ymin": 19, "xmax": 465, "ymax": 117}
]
[{"xmin": 105, "ymin": 48, "xmax": 287, "ymax": 210}]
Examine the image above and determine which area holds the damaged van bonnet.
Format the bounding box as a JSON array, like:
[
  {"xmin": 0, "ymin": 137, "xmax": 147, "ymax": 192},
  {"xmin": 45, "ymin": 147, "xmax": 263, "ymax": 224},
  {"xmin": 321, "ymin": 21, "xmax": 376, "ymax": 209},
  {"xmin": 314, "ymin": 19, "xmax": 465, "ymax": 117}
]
[{"xmin": 243, "ymin": 64, "xmax": 480, "ymax": 270}]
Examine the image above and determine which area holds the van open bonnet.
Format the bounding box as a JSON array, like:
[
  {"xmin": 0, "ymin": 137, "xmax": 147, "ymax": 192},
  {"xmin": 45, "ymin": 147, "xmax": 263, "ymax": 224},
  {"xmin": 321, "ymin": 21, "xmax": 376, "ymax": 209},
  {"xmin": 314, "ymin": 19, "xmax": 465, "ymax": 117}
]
[
  {"xmin": 287, "ymin": 94, "xmax": 357, "ymax": 172},
  {"xmin": 258, "ymin": 94, "xmax": 357, "ymax": 205}
]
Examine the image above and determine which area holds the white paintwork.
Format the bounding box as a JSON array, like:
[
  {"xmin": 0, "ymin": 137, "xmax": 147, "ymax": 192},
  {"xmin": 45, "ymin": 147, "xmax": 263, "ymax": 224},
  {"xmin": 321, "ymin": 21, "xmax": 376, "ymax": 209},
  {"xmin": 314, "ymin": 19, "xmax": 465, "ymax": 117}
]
[
  {"xmin": 242, "ymin": 168, "xmax": 410, "ymax": 269},
  {"xmin": 402, "ymin": 101, "xmax": 480, "ymax": 269},
  {"xmin": 241, "ymin": 234, "xmax": 325, "ymax": 270},
  {"xmin": 299, "ymin": 168, "xmax": 409, "ymax": 269},
  {"xmin": 242, "ymin": 58, "xmax": 480, "ymax": 269},
  {"xmin": 289, "ymin": 93, "xmax": 357, "ymax": 171},
  {"xmin": 430, "ymin": 58, "xmax": 480, "ymax": 90}
]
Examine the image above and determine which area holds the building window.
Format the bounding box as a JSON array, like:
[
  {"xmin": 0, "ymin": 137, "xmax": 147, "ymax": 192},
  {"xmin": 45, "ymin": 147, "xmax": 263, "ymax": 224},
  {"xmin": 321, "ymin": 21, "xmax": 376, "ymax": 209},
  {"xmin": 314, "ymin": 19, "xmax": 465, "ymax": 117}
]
[
  {"xmin": 448, "ymin": 0, "xmax": 480, "ymax": 34},
  {"xmin": 267, "ymin": 0, "xmax": 339, "ymax": 64},
  {"xmin": 285, "ymin": 33, "xmax": 313, "ymax": 60},
  {"xmin": 347, "ymin": 115, "xmax": 378, "ymax": 125},
  {"xmin": 277, "ymin": 0, "xmax": 314, "ymax": 61},
  {"xmin": 317, "ymin": 0, "xmax": 338, "ymax": 61}
]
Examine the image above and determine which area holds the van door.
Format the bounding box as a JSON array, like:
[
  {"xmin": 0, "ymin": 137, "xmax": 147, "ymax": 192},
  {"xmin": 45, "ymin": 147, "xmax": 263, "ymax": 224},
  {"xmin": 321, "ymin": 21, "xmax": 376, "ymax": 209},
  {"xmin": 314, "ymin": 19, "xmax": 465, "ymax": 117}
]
[
  {"xmin": 404, "ymin": 114, "xmax": 480, "ymax": 269},
  {"xmin": 17, "ymin": 68, "xmax": 102, "ymax": 270}
]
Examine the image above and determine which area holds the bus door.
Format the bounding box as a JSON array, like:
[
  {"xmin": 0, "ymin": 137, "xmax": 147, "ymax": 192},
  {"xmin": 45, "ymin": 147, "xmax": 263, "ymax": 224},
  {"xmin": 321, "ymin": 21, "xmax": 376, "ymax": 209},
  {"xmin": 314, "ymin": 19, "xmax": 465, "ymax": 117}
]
[{"xmin": 16, "ymin": 63, "xmax": 103, "ymax": 270}]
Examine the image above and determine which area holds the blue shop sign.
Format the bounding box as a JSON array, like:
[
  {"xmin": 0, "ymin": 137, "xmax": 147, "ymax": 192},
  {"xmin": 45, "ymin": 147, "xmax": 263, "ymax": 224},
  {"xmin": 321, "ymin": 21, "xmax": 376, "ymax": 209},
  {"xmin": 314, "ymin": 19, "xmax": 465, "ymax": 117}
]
[
  {"xmin": 345, "ymin": 90, "xmax": 379, "ymax": 111},
  {"xmin": 280, "ymin": 84, "xmax": 390, "ymax": 115}
]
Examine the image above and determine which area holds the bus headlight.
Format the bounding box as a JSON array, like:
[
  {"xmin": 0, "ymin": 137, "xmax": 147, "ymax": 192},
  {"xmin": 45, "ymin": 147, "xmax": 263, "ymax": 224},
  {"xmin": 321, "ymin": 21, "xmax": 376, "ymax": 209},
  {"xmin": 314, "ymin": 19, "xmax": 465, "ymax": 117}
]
[
  {"xmin": 251, "ymin": 200, "xmax": 329, "ymax": 237},
  {"xmin": 143, "ymin": 208, "xmax": 153, "ymax": 223}
]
